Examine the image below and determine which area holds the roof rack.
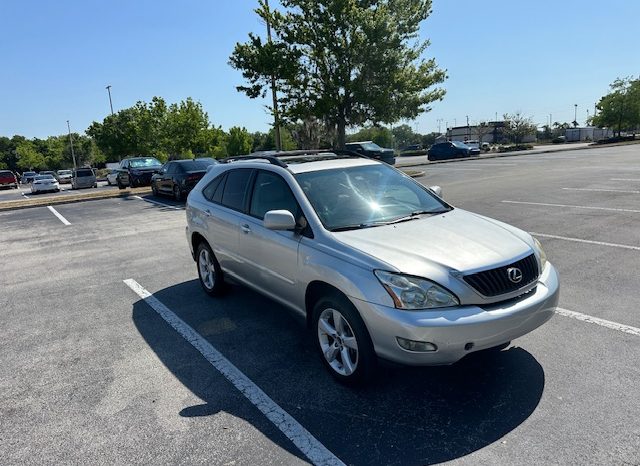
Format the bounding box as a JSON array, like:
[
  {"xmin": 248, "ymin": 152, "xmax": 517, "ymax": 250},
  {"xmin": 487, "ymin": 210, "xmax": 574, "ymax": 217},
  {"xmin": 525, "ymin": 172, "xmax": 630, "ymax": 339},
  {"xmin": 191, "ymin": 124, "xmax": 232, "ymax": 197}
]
[{"xmin": 220, "ymin": 149, "xmax": 369, "ymax": 168}]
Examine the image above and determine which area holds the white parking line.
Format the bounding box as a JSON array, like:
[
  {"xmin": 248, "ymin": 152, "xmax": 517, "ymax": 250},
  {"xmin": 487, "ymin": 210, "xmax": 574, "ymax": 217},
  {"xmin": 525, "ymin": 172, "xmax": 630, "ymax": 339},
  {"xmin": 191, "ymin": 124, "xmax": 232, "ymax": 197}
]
[
  {"xmin": 531, "ymin": 232, "xmax": 640, "ymax": 251},
  {"xmin": 132, "ymin": 195, "xmax": 184, "ymax": 210},
  {"xmin": 123, "ymin": 279, "xmax": 345, "ymax": 466},
  {"xmin": 562, "ymin": 187, "xmax": 640, "ymax": 194},
  {"xmin": 502, "ymin": 200, "xmax": 640, "ymax": 214},
  {"xmin": 610, "ymin": 178, "xmax": 640, "ymax": 182},
  {"xmin": 47, "ymin": 206, "xmax": 71, "ymax": 225},
  {"xmin": 556, "ymin": 308, "xmax": 640, "ymax": 337},
  {"xmin": 21, "ymin": 192, "xmax": 30, "ymax": 199}
]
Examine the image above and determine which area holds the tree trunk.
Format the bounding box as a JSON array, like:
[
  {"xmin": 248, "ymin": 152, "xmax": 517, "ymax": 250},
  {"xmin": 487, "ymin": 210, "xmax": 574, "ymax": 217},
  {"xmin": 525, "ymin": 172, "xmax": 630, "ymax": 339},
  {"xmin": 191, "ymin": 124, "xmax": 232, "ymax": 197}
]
[{"xmin": 336, "ymin": 118, "xmax": 346, "ymax": 149}]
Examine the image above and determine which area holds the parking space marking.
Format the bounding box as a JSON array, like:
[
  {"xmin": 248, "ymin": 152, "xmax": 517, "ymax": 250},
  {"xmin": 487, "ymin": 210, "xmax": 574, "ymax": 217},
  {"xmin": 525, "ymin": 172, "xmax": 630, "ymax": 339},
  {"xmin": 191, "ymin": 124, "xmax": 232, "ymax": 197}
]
[
  {"xmin": 531, "ymin": 232, "xmax": 640, "ymax": 251},
  {"xmin": 123, "ymin": 279, "xmax": 345, "ymax": 466},
  {"xmin": 562, "ymin": 187, "xmax": 640, "ymax": 194},
  {"xmin": 502, "ymin": 200, "xmax": 640, "ymax": 214},
  {"xmin": 132, "ymin": 195, "xmax": 184, "ymax": 210},
  {"xmin": 47, "ymin": 206, "xmax": 71, "ymax": 225},
  {"xmin": 610, "ymin": 178, "xmax": 640, "ymax": 182},
  {"xmin": 556, "ymin": 308, "xmax": 640, "ymax": 337},
  {"xmin": 21, "ymin": 192, "xmax": 30, "ymax": 199}
]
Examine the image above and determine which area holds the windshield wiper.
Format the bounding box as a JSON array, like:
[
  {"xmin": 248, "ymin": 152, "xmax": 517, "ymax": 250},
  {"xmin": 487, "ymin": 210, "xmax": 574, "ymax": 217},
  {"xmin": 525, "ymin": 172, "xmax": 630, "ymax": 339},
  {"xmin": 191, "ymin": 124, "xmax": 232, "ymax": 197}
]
[
  {"xmin": 386, "ymin": 208, "xmax": 451, "ymax": 225},
  {"xmin": 329, "ymin": 223, "xmax": 382, "ymax": 232}
]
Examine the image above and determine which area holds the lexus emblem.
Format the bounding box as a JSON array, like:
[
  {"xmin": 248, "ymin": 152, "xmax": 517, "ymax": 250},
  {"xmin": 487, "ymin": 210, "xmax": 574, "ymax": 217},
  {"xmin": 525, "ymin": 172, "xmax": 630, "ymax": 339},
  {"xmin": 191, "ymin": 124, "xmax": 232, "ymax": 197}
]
[{"xmin": 507, "ymin": 267, "xmax": 523, "ymax": 284}]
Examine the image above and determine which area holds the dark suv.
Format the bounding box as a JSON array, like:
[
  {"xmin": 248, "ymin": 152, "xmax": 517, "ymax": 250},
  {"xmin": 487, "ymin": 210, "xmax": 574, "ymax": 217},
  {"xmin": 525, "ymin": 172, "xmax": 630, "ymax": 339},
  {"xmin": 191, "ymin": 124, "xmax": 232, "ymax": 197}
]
[
  {"xmin": 427, "ymin": 141, "xmax": 480, "ymax": 161},
  {"xmin": 345, "ymin": 141, "xmax": 395, "ymax": 165},
  {"xmin": 116, "ymin": 157, "xmax": 163, "ymax": 188}
]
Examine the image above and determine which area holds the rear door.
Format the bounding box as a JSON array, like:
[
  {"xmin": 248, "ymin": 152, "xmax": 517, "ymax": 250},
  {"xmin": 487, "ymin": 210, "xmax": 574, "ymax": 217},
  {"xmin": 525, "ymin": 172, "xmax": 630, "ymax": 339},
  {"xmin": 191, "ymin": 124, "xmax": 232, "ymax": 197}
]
[{"xmin": 201, "ymin": 168, "xmax": 253, "ymax": 277}]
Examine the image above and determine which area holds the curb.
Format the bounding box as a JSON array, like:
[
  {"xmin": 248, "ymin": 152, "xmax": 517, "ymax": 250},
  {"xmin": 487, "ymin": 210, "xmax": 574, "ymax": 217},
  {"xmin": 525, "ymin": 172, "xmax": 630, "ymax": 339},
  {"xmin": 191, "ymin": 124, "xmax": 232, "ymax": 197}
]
[{"xmin": 0, "ymin": 187, "xmax": 152, "ymax": 212}]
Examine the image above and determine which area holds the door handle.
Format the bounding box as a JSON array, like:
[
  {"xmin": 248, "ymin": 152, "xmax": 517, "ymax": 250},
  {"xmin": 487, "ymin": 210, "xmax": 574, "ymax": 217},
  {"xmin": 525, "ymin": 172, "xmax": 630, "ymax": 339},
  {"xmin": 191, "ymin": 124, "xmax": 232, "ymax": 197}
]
[{"xmin": 241, "ymin": 224, "xmax": 251, "ymax": 234}]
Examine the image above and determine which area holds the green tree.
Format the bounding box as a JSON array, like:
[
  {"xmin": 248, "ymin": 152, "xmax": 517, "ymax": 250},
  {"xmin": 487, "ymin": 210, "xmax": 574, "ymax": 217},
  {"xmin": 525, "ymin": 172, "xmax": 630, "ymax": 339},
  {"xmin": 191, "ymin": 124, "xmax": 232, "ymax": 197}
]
[
  {"xmin": 503, "ymin": 113, "xmax": 537, "ymax": 145},
  {"xmin": 16, "ymin": 141, "xmax": 46, "ymax": 171},
  {"xmin": 347, "ymin": 126, "xmax": 394, "ymax": 148},
  {"xmin": 593, "ymin": 77, "xmax": 640, "ymax": 136},
  {"xmin": 230, "ymin": 0, "xmax": 446, "ymax": 148},
  {"xmin": 226, "ymin": 127, "xmax": 253, "ymax": 156},
  {"xmin": 391, "ymin": 124, "xmax": 421, "ymax": 148}
]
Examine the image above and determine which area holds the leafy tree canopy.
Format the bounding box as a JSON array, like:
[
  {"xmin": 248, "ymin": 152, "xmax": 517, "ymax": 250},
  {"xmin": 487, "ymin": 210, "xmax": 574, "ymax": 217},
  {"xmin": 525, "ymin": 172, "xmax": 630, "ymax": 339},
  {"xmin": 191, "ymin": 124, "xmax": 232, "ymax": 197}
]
[
  {"xmin": 592, "ymin": 77, "xmax": 640, "ymax": 135},
  {"xmin": 230, "ymin": 0, "xmax": 447, "ymax": 148}
]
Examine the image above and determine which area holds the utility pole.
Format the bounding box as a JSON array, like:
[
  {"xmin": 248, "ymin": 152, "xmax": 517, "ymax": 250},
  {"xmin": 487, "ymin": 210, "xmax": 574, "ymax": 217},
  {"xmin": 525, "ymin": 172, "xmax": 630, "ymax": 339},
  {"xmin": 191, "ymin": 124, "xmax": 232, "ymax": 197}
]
[
  {"xmin": 264, "ymin": 0, "xmax": 282, "ymax": 151},
  {"xmin": 466, "ymin": 115, "xmax": 469, "ymax": 140},
  {"xmin": 436, "ymin": 118, "xmax": 443, "ymax": 134},
  {"xmin": 574, "ymin": 104, "xmax": 578, "ymax": 126},
  {"xmin": 67, "ymin": 120, "xmax": 77, "ymax": 170},
  {"xmin": 105, "ymin": 85, "xmax": 114, "ymax": 115}
]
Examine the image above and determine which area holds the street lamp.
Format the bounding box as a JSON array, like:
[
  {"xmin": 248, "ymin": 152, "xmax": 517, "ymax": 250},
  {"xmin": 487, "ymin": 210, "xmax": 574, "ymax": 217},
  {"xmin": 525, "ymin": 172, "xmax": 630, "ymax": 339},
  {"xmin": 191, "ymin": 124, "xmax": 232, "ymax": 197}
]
[
  {"xmin": 574, "ymin": 104, "xmax": 578, "ymax": 127},
  {"xmin": 67, "ymin": 120, "xmax": 77, "ymax": 170},
  {"xmin": 106, "ymin": 85, "xmax": 114, "ymax": 115}
]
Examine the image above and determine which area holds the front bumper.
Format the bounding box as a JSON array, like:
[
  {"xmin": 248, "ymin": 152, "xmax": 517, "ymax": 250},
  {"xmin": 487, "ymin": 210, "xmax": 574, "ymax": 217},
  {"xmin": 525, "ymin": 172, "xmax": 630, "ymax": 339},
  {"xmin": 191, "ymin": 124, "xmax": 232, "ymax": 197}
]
[
  {"xmin": 31, "ymin": 183, "xmax": 59, "ymax": 192},
  {"xmin": 353, "ymin": 262, "xmax": 559, "ymax": 366}
]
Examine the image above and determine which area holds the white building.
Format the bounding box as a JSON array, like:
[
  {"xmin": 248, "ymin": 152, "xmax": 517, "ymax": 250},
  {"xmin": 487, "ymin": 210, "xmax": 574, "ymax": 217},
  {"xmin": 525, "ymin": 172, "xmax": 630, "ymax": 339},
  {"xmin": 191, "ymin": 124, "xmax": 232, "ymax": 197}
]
[{"xmin": 565, "ymin": 127, "xmax": 613, "ymax": 142}]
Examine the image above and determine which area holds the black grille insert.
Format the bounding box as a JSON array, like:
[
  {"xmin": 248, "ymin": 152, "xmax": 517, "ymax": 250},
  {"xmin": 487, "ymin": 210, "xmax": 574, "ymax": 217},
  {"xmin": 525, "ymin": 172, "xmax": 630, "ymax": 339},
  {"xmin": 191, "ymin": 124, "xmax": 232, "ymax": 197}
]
[{"xmin": 463, "ymin": 254, "xmax": 539, "ymax": 297}]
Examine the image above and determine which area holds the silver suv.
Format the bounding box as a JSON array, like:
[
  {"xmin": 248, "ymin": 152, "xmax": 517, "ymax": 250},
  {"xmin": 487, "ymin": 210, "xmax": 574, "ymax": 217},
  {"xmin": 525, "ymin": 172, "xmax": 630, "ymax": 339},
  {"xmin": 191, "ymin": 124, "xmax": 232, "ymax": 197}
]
[{"xmin": 185, "ymin": 151, "xmax": 559, "ymax": 384}]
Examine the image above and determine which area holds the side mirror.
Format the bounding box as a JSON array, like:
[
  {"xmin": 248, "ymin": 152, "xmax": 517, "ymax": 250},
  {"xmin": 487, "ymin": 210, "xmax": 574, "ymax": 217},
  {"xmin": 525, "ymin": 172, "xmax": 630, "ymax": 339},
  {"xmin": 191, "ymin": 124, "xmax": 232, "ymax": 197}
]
[
  {"xmin": 429, "ymin": 185, "xmax": 443, "ymax": 197},
  {"xmin": 264, "ymin": 210, "xmax": 296, "ymax": 230}
]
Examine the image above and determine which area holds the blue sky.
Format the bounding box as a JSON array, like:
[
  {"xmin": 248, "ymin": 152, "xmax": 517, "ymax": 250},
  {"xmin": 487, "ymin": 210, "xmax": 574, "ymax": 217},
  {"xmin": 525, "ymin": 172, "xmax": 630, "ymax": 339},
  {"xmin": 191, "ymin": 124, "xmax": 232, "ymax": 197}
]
[{"xmin": 1, "ymin": 0, "xmax": 638, "ymax": 138}]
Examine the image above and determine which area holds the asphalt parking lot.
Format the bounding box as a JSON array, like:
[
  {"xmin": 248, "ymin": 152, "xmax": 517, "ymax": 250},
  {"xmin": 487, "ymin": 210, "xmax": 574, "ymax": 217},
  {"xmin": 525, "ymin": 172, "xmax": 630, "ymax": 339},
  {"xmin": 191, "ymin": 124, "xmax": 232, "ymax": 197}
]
[{"xmin": 1, "ymin": 144, "xmax": 639, "ymax": 465}]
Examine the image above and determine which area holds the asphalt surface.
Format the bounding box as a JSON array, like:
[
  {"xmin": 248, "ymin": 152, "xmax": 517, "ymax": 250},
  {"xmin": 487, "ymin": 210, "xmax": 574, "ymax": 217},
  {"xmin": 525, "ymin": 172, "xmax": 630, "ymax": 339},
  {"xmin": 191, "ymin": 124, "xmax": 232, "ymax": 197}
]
[{"xmin": 1, "ymin": 145, "xmax": 639, "ymax": 465}]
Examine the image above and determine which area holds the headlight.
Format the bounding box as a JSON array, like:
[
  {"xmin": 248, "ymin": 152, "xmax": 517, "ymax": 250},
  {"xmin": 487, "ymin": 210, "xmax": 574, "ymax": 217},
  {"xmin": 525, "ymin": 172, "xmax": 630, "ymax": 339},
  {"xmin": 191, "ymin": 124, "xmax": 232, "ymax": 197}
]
[
  {"xmin": 374, "ymin": 270, "xmax": 459, "ymax": 310},
  {"xmin": 533, "ymin": 237, "xmax": 548, "ymax": 271}
]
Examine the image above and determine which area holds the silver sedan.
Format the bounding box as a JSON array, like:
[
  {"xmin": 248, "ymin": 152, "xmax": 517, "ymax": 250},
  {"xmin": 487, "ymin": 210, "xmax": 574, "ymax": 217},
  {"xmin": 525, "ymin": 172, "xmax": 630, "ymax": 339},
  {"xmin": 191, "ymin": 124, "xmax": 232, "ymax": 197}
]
[{"xmin": 185, "ymin": 152, "xmax": 559, "ymax": 384}]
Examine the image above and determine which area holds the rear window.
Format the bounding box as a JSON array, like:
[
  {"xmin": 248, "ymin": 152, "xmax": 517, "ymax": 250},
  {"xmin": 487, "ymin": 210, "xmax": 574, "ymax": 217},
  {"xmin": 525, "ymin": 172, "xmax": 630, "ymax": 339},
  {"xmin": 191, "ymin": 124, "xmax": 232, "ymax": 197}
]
[
  {"xmin": 75, "ymin": 169, "xmax": 94, "ymax": 177},
  {"xmin": 0, "ymin": 171, "xmax": 13, "ymax": 176},
  {"xmin": 129, "ymin": 157, "xmax": 162, "ymax": 168},
  {"xmin": 178, "ymin": 160, "xmax": 215, "ymax": 171},
  {"xmin": 221, "ymin": 169, "xmax": 252, "ymax": 211}
]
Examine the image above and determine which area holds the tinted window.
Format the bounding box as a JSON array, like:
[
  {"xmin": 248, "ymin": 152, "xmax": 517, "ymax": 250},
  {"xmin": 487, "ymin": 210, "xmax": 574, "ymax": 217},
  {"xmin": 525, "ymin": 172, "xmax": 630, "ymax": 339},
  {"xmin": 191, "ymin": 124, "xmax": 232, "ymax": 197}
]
[
  {"xmin": 75, "ymin": 169, "xmax": 94, "ymax": 177},
  {"xmin": 249, "ymin": 171, "xmax": 299, "ymax": 219},
  {"xmin": 0, "ymin": 170, "xmax": 12, "ymax": 176},
  {"xmin": 202, "ymin": 174, "xmax": 224, "ymax": 202},
  {"xmin": 221, "ymin": 169, "xmax": 252, "ymax": 211},
  {"xmin": 164, "ymin": 163, "xmax": 174, "ymax": 174},
  {"xmin": 129, "ymin": 157, "xmax": 162, "ymax": 168},
  {"xmin": 178, "ymin": 160, "xmax": 214, "ymax": 171}
]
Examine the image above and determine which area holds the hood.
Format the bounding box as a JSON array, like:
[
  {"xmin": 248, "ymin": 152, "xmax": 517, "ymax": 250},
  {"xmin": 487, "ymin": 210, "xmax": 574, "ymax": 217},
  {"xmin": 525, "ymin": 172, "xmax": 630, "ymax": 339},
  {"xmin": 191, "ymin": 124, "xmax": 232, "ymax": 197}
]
[{"xmin": 332, "ymin": 208, "xmax": 533, "ymax": 276}]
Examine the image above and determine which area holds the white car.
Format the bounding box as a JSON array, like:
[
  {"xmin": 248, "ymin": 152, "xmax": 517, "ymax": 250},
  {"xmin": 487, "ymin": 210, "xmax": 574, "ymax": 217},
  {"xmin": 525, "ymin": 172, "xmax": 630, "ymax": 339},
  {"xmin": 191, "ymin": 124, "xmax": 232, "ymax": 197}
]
[
  {"xmin": 106, "ymin": 169, "xmax": 119, "ymax": 186},
  {"xmin": 31, "ymin": 174, "xmax": 60, "ymax": 193},
  {"xmin": 56, "ymin": 169, "xmax": 73, "ymax": 184}
]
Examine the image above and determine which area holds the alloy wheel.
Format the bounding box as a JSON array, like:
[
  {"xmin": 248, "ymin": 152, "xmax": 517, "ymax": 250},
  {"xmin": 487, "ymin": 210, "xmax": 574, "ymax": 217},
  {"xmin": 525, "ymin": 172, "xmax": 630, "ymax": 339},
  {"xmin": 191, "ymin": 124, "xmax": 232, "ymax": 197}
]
[
  {"xmin": 198, "ymin": 248, "xmax": 215, "ymax": 290},
  {"xmin": 317, "ymin": 308, "xmax": 359, "ymax": 376}
]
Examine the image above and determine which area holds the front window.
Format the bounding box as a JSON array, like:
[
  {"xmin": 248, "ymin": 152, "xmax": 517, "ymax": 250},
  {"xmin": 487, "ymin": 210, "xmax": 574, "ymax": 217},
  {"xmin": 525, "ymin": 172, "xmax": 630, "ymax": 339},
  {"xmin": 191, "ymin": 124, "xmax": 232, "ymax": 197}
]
[
  {"xmin": 451, "ymin": 141, "xmax": 468, "ymax": 148},
  {"xmin": 359, "ymin": 142, "xmax": 381, "ymax": 151},
  {"xmin": 296, "ymin": 164, "xmax": 451, "ymax": 231},
  {"xmin": 129, "ymin": 157, "xmax": 162, "ymax": 168}
]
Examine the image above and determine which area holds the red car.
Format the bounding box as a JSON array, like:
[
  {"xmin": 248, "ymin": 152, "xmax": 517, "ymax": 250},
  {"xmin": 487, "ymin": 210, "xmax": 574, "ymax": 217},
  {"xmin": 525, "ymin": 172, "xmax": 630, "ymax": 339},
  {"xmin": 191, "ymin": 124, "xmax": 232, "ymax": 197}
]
[{"xmin": 0, "ymin": 170, "xmax": 18, "ymax": 189}]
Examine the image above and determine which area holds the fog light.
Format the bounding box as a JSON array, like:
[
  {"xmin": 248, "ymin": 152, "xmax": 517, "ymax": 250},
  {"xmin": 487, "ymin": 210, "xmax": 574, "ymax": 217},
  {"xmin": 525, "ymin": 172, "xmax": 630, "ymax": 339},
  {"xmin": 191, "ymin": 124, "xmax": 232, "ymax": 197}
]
[{"xmin": 396, "ymin": 337, "xmax": 437, "ymax": 352}]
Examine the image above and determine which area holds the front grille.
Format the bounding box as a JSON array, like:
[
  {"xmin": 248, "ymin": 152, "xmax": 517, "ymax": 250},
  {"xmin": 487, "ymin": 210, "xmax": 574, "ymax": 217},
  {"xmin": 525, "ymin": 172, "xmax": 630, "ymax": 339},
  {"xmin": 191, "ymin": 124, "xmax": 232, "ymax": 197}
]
[{"xmin": 463, "ymin": 254, "xmax": 539, "ymax": 297}]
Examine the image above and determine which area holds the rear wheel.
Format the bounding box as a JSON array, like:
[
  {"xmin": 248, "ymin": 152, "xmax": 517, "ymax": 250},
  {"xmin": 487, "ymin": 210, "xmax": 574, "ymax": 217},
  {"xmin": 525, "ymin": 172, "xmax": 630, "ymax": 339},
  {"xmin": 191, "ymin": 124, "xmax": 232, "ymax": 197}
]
[
  {"xmin": 313, "ymin": 295, "xmax": 376, "ymax": 385},
  {"xmin": 117, "ymin": 177, "xmax": 125, "ymax": 190},
  {"xmin": 173, "ymin": 185, "xmax": 182, "ymax": 201},
  {"xmin": 196, "ymin": 242, "xmax": 225, "ymax": 296},
  {"xmin": 151, "ymin": 182, "xmax": 158, "ymax": 196}
]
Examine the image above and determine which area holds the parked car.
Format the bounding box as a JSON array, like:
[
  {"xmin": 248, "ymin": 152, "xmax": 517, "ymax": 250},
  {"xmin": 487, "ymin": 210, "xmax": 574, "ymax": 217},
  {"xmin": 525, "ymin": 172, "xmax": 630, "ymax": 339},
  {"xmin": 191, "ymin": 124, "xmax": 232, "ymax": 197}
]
[
  {"xmin": 185, "ymin": 151, "xmax": 559, "ymax": 384},
  {"xmin": 31, "ymin": 174, "xmax": 60, "ymax": 193},
  {"xmin": 21, "ymin": 171, "xmax": 37, "ymax": 184},
  {"xmin": 116, "ymin": 157, "xmax": 163, "ymax": 188},
  {"xmin": 0, "ymin": 170, "xmax": 19, "ymax": 189},
  {"xmin": 106, "ymin": 169, "xmax": 119, "ymax": 186},
  {"xmin": 151, "ymin": 158, "xmax": 218, "ymax": 201},
  {"xmin": 71, "ymin": 167, "xmax": 97, "ymax": 190},
  {"xmin": 39, "ymin": 170, "xmax": 56, "ymax": 177},
  {"xmin": 56, "ymin": 169, "xmax": 73, "ymax": 184},
  {"xmin": 428, "ymin": 141, "xmax": 480, "ymax": 160},
  {"xmin": 345, "ymin": 141, "xmax": 395, "ymax": 165}
]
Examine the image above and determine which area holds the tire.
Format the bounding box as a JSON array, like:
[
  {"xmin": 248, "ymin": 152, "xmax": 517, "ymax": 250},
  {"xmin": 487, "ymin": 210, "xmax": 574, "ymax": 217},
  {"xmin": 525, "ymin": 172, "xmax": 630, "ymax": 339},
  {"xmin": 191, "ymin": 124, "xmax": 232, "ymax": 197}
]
[
  {"xmin": 117, "ymin": 178, "xmax": 125, "ymax": 190},
  {"xmin": 313, "ymin": 294, "xmax": 376, "ymax": 385},
  {"xmin": 173, "ymin": 185, "xmax": 182, "ymax": 201},
  {"xmin": 130, "ymin": 176, "xmax": 137, "ymax": 188},
  {"xmin": 107, "ymin": 179, "xmax": 112, "ymax": 186},
  {"xmin": 151, "ymin": 182, "xmax": 158, "ymax": 196},
  {"xmin": 196, "ymin": 241, "xmax": 225, "ymax": 296}
]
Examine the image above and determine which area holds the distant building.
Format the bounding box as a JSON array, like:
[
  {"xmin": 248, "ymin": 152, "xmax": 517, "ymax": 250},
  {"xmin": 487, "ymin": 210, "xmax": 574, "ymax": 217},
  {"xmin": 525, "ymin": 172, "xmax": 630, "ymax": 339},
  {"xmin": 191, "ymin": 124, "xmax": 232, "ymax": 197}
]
[
  {"xmin": 445, "ymin": 121, "xmax": 536, "ymax": 144},
  {"xmin": 565, "ymin": 127, "xmax": 613, "ymax": 142}
]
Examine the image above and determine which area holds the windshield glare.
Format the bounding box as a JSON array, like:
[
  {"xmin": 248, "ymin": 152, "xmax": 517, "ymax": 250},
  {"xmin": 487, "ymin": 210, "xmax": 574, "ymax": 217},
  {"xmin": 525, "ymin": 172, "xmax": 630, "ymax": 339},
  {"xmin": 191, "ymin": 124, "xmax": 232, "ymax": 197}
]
[
  {"xmin": 452, "ymin": 141, "xmax": 468, "ymax": 148},
  {"xmin": 130, "ymin": 157, "xmax": 161, "ymax": 168},
  {"xmin": 296, "ymin": 164, "xmax": 450, "ymax": 231},
  {"xmin": 360, "ymin": 142, "xmax": 381, "ymax": 151}
]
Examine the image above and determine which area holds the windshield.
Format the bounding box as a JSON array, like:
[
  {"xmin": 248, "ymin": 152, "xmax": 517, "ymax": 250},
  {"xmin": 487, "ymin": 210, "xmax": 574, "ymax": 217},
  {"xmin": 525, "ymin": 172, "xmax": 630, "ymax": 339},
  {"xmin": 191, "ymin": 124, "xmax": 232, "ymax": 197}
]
[
  {"xmin": 360, "ymin": 142, "xmax": 381, "ymax": 151},
  {"xmin": 130, "ymin": 157, "xmax": 162, "ymax": 168},
  {"xmin": 451, "ymin": 141, "xmax": 468, "ymax": 148},
  {"xmin": 35, "ymin": 175, "xmax": 54, "ymax": 180},
  {"xmin": 295, "ymin": 164, "xmax": 451, "ymax": 231}
]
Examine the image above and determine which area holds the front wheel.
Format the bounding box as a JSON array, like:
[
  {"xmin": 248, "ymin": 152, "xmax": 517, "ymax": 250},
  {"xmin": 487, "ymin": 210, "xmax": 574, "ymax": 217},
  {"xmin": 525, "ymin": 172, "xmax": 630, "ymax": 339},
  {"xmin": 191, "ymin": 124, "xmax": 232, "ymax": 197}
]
[
  {"xmin": 151, "ymin": 182, "xmax": 158, "ymax": 196},
  {"xmin": 117, "ymin": 178, "xmax": 125, "ymax": 190},
  {"xmin": 173, "ymin": 185, "xmax": 182, "ymax": 201},
  {"xmin": 313, "ymin": 295, "xmax": 376, "ymax": 385},
  {"xmin": 196, "ymin": 242, "xmax": 225, "ymax": 296}
]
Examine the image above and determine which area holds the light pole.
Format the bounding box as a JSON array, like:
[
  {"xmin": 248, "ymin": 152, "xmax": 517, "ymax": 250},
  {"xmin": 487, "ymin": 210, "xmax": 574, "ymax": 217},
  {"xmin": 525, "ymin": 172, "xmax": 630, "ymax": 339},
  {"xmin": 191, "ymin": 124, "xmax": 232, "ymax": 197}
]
[
  {"xmin": 264, "ymin": 0, "xmax": 282, "ymax": 151},
  {"xmin": 105, "ymin": 85, "xmax": 114, "ymax": 115},
  {"xmin": 67, "ymin": 120, "xmax": 77, "ymax": 170},
  {"xmin": 574, "ymin": 104, "xmax": 578, "ymax": 127}
]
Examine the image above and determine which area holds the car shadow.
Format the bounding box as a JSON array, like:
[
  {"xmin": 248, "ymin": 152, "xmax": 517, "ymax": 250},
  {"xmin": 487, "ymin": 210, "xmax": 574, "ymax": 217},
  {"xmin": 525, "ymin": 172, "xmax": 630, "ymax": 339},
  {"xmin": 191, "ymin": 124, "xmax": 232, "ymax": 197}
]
[{"xmin": 132, "ymin": 279, "xmax": 545, "ymax": 465}]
